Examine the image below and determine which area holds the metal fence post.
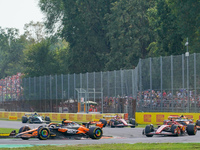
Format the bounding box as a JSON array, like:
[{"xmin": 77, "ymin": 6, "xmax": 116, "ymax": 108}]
[
  {"xmin": 150, "ymin": 57, "xmax": 152, "ymax": 111},
  {"xmin": 182, "ymin": 54, "xmax": 185, "ymax": 111},
  {"xmin": 29, "ymin": 77, "xmax": 30, "ymax": 100},
  {"xmin": 39, "ymin": 76, "xmax": 41, "ymax": 111},
  {"xmin": 86, "ymin": 72, "xmax": 88, "ymax": 112},
  {"xmin": 171, "ymin": 55, "xmax": 174, "ymax": 112},
  {"xmin": 68, "ymin": 74, "xmax": 70, "ymax": 99},
  {"xmin": 114, "ymin": 70, "xmax": 116, "ymax": 113},
  {"xmin": 55, "ymin": 74, "xmax": 57, "ymax": 112},
  {"xmin": 50, "ymin": 75, "xmax": 52, "ymax": 112},
  {"xmin": 80, "ymin": 73, "xmax": 82, "ymax": 112},
  {"xmin": 61, "ymin": 74, "xmax": 63, "ymax": 113},
  {"xmin": 74, "ymin": 73, "xmax": 76, "ymax": 99},
  {"xmin": 121, "ymin": 69, "xmax": 123, "ymax": 97},
  {"xmin": 194, "ymin": 53, "xmax": 197, "ymax": 112},
  {"xmin": 160, "ymin": 56, "xmax": 163, "ymax": 112},
  {"xmin": 107, "ymin": 71, "xmax": 110, "ymax": 98},
  {"xmin": 139, "ymin": 58, "xmax": 142, "ymax": 112},
  {"xmin": 101, "ymin": 71, "xmax": 103, "ymax": 113},
  {"xmin": 93, "ymin": 72, "xmax": 95, "ymax": 102},
  {"xmin": 44, "ymin": 75, "xmax": 46, "ymax": 112}
]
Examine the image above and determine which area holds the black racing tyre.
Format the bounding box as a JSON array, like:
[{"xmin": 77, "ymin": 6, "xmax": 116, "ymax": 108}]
[
  {"xmin": 45, "ymin": 116, "xmax": 51, "ymax": 123},
  {"xmin": 28, "ymin": 117, "xmax": 33, "ymax": 124},
  {"xmin": 129, "ymin": 118, "xmax": 136, "ymax": 128},
  {"xmin": 100, "ymin": 119, "xmax": 107, "ymax": 127},
  {"xmin": 187, "ymin": 124, "xmax": 197, "ymax": 135},
  {"xmin": 129, "ymin": 118, "xmax": 135, "ymax": 125},
  {"xmin": 171, "ymin": 125, "xmax": 181, "ymax": 136},
  {"xmin": 38, "ymin": 127, "xmax": 50, "ymax": 140},
  {"xmin": 196, "ymin": 120, "xmax": 200, "ymax": 126},
  {"xmin": 110, "ymin": 121, "xmax": 115, "ymax": 128},
  {"xmin": 19, "ymin": 126, "xmax": 31, "ymax": 140},
  {"xmin": 144, "ymin": 125, "xmax": 153, "ymax": 137},
  {"xmin": 88, "ymin": 127, "xmax": 103, "ymax": 139},
  {"xmin": 22, "ymin": 116, "xmax": 28, "ymax": 123}
]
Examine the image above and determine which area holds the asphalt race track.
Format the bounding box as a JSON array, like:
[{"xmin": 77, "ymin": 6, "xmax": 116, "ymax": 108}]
[{"xmin": 0, "ymin": 120, "xmax": 200, "ymax": 145}]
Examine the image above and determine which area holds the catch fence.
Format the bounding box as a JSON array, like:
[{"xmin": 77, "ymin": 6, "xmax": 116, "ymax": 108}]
[{"xmin": 1, "ymin": 53, "xmax": 200, "ymax": 117}]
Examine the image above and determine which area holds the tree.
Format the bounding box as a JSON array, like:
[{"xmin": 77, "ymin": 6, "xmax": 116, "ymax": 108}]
[
  {"xmin": 105, "ymin": 0, "xmax": 155, "ymax": 70},
  {"xmin": 0, "ymin": 27, "xmax": 24, "ymax": 78},
  {"xmin": 39, "ymin": 0, "xmax": 117, "ymax": 73},
  {"xmin": 168, "ymin": 0, "xmax": 200, "ymax": 53},
  {"xmin": 23, "ymin": 39, "xmax": 59, "ymax": 77},
  {"xmin": 23, "ymin": 21, "xmax": 49, "ymax": 43},
  {"xmin": 147, "ymin": 0, "xmax": 200, "ymax": 57}
]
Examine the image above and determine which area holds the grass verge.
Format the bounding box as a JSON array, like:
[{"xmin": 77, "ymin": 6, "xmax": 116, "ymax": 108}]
[{"xmin": 0, "ymin": 143, "xmax": 200, "ymax": 150}]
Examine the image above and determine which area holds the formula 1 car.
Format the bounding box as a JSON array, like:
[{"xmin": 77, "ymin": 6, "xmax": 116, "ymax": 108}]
[
  {"xmin": 15, "ymin": 119, "xmax": 103, "ymax": 140},
  {"xmin": 107, "ymin": 115, "xmax": 136, "ymax": 128},
  {"xmin": 143, "ymin": 119, "xmax": 197, "ymax": 137},
  {"xmin": 167, "ymin": 115, "xmax": 193, "ymax": 124},
  {"xmin": 21, "ymin": 113, "xmax": 51, "ymax": 124}
]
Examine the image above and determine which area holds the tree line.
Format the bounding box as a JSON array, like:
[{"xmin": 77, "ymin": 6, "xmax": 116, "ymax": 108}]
[{"xmin": 0, "ymin": 0, "xmax": 200, "ymax": 79}]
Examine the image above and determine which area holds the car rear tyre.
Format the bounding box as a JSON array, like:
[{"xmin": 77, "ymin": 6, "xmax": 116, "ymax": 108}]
[
  {"xmin": 88, "ymin": 127, "xmax": 103, "ymax": 139},
  {"xmin": 187, "ymin": 124, "xmax": 197, "ymax": 135},
  {"xmin": 19, "ymin": 126, "xmax": 31, "ymax": 140},
  {"xmin": 110, "ymin": 121, "xmax": 115, "ymax": 128},
  {"xmin": 38, "ymin": 127, "xmax": 50, "ymax": 140},
  {"xmin": 171, "ymin": 125, "xmax": 181, "ymax": 136},
  {"xmin": 196, "ymin": 120, "xmax": 200, "ymax": 126},
  {"xmin": 100, "ymin": 119, "xmax": 107, "ymax": 127},
  {"xmin": 28, "ymin": 117, "xmax": 33, "ymax": 124},
  {"xmin": 22, "ymin": 116, "xmax": 28, "ymax": 123},
  {"xmin": 145, "ymin": 125, "xmax": 153, "ymax": 137},
  {"xmin": 129, "ymin": 118, "xmax": 135, "ymax": 125},
  {"xmin": 45, "ymin": 116, "xmax": 51, "ymax": 123}
]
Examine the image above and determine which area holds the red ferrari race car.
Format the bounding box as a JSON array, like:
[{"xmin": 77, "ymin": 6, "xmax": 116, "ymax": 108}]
[
  {"xmin": 143, "ymin": 119, "xmax": 197, "ymax": 137},
  {"xmin": 15, "ymin": 119, "xmax": 103, "ymax": 140},
  {"xmin": 107, "ymin": 115, "xmax": 136, "ymax": 128}
]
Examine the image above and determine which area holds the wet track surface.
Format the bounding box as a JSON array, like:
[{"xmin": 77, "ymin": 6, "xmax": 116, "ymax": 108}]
[{"xmin": 0, "ymin": 120, "xmax": 200, "ymax": 145}]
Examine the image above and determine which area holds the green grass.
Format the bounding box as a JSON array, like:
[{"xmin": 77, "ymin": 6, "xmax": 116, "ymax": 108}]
[
  {"xmin": 1, "ymin": 143, "xmax": 200, "ymax": 150},
  {"xmin": 0, "ymin": 128, "xmax": 18, "ymax": 133}
]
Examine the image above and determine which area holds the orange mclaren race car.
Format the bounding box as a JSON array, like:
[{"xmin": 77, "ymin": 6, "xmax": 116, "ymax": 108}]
[
  {"xmin": 15, "ymin": 119, "xmax": 103, "ymax": 140},
  {"xmin": 168, "ymin": 115, "xmax": 200, "ymax": 130},
  {"xmin": 166, "ymin": 115, "xmax": 200, "ymax": 129}
]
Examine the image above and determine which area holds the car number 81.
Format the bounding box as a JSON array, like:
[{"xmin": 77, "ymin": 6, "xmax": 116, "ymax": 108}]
[{"xmin": 67, "ymin": 129, "xmax": 77, "ymax": 134}]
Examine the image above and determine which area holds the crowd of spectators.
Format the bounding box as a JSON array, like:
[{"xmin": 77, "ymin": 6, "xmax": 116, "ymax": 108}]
[
  {"xmin": 136, "ymin": 89, "xmax": 200, "ymax": 111},
  {"xmin": 0, "ymin": 73, "xmax": 23, "ymax": 101}
]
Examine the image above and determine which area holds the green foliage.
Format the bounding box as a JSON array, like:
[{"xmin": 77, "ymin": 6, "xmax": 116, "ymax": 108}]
[
  {"xmin": 1, "ymin": 0, "xmax": 200, "ymax": 78},
  {"xmin": 105, "ymin": 0, "xmax": 155, "ymax": 71},
  {"xmin": 23, "ymin": 39, "xmax": 57, "ymax": 77},
  {"xmin": 23, "ymin": 39, "xmax": 70, "ymax": 77},
  {"xmin": 0, "ymin": 28, "xmax": 24, "ymax": 78}
]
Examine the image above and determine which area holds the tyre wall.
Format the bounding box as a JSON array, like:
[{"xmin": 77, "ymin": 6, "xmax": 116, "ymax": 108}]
[
  {"xmin": 136, "ymin": 112, "xmax": 200, "ymax": 124},
  {"xmin": 0, "ymin": 111, "xmax": 128, "ymax": 122}
]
